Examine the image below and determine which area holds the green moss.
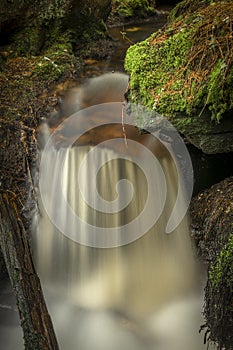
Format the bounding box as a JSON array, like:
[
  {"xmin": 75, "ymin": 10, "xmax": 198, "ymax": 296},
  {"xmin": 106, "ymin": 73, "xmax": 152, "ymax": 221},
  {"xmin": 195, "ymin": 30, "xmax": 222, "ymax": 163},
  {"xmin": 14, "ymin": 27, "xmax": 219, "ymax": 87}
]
[
  {"xmin": 211, "ymin": 62, "xmax": 233, "ymax": 120},
  {"xmin": 0, "ymin": 1, "xmax": 112, "ymax": 125},
  {"xmin": 210, "ymin": 233, "xmax": 233, "ymax": 287},
  {"xmin": 78, "ymin": 19, "xmax": 108, "ymax": 43},
  {"xmin": 3, "ymin": 1, "xmax": 74, "ymax": 56},
  {"xmin": 169, "ymin": 116, "xmax": 193, "ymax": 133},
  {"xmin": 32, "ymin": 58, "xmax": 63, "ymax": 82},
  {"xmin": 113, "ymin": 0, "xmax": 156, "ymax": 18},
  {"xmin": 125, "ymin": 27, "xmax": 193, "ymax": 113},
  {"xmin": 10, "ymin": 26, "xmax": 43, "ymax": 56},
  {"xmin": 207, "ymin": 60, "xmax": 228, "ymax": 122},
  {"xmin": 3, "ymin": 0, "xmax": 109, "ymax": 57},
  {"xmin": 36, "ymin": 0, "xmax": 70, "ymax": 24},
  {"xmin": 31, "ymin": 38, "xmax": 78, "ymax": 83},
  {"xmin": 0, "ymin": 49, "xmax": 81, "ymax": 125},
  {"xmin": 124, "ymin": 0, "xmax": 233, "ymax": 125},
  {"xmin": 167, "ymin": 0, "xmax": 212, "ymax": 24}
]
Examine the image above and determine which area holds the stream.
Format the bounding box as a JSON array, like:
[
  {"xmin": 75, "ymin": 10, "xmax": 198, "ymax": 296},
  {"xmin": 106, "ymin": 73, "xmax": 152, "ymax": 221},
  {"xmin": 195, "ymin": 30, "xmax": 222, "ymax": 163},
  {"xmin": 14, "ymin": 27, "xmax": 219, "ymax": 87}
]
[{"xmin": 0, "ymin": 10, "xmax": 232, "ymax": 350}]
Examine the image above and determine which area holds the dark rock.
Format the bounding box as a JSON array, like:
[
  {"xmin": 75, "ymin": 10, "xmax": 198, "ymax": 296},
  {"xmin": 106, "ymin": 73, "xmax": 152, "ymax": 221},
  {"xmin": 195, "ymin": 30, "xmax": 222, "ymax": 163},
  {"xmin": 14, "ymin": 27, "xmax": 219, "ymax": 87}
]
[
  {"xmin": 170, "ymin": 110, "xmax": 233, "ymax": 154},
  {"xmin": 190, "ymin": 177, "xmax": 233, "ymax": 349}
]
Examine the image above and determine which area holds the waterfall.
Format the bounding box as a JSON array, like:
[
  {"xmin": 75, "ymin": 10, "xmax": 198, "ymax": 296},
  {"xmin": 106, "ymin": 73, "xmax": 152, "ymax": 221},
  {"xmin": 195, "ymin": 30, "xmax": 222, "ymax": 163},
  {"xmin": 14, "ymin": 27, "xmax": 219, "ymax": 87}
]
[{"xmin": 33, "ymin": 73, "xmax": 210, "ymax": 350}]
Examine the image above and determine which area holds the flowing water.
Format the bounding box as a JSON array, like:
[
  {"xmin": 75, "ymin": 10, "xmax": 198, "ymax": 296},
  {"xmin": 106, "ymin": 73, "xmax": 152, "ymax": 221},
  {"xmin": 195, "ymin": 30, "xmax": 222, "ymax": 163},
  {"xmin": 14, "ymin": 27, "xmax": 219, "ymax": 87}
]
[{"xmin": 32, "ymin": 72, "xmax": 210, "ymax": 350}]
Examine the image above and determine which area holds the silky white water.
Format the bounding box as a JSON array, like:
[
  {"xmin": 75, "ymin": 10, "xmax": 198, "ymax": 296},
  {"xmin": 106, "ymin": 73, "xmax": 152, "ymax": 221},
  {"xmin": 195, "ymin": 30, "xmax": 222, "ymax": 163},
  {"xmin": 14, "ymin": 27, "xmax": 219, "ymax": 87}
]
[
  {"xmin": 35, "ymin": 144, "xmax": 207, "ymax": 350},
  {"xmin": 33, "ymin": 73, "xmax": 213, "ymax": 349}
]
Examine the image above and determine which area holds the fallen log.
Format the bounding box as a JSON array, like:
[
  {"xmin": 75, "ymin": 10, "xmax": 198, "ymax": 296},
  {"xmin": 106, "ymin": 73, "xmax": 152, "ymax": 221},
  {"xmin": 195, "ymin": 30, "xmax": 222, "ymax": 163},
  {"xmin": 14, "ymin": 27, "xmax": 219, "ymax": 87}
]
[{"xmin": 0, "ymin": 192, "xmax": 59, "ymax": 349}]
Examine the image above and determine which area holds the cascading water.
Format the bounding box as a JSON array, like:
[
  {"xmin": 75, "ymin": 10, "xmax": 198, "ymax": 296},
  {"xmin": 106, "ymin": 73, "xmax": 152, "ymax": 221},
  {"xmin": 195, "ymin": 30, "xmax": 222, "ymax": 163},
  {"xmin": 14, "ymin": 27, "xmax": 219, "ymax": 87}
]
[{"xmin": 34, "ymin": 73, "xmax": 211, "ymax": 350}]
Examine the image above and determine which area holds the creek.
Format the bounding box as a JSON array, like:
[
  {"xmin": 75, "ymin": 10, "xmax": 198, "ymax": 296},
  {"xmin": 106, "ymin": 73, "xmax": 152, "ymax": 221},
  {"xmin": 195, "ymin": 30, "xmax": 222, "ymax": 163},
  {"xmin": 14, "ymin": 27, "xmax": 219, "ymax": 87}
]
[
  {"xmin": 35, "ymin": 75, "xmax": 205, "ymax": 350},
  {"xmin": 0, "ymin": 11, "xmax": 231, "ymax": 350}
]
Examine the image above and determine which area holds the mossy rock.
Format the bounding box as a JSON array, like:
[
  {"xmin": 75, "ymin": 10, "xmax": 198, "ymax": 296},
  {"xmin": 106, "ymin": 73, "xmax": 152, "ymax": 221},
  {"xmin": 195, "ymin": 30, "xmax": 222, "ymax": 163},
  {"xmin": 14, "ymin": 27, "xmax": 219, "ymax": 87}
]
[
  {"xmin": 190, "ymin": 177, "xmax": 233, "ymax": 348},
  {"xmin": 124, "ymin": 0, "xmax": 233, "ymax": 154},
  {"xmin": 0, "ymin": 0, "xmax": 114, "ymax": 126},
  {"xmin": 110, "ymin": 0, "xmax": 156, "ymax": 22},
  {"xmin": 0, "ymin": 0, "xmax": 111, "ymax": 56}
]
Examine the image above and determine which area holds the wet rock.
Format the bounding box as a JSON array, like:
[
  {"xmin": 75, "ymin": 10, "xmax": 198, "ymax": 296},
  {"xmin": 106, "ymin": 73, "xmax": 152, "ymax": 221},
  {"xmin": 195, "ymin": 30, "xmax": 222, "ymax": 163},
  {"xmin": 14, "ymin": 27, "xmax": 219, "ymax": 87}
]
[
  {"xmin": 107, "ymin": 0, "xmax": 157, "ymax": 26},
  {"xmin": 190, "ymin": 177, "xmax": 233, "ymax": 349},
  {"xmin": 170, "ymin": 111, "xmax": 233, "ymax": 154}
]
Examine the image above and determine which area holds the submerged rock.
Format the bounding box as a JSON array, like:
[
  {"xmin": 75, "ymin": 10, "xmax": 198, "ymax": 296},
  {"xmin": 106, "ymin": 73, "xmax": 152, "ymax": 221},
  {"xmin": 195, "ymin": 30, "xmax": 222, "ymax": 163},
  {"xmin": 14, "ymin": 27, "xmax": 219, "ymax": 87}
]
[{"xmin": 124, "ymin": 0, "xmax": 233, "ymax": 154}]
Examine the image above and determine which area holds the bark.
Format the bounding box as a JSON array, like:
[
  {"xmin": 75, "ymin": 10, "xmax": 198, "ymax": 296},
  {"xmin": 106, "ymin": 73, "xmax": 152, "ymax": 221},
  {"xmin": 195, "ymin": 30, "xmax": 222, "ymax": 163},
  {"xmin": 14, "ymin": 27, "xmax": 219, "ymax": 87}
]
[
  {"xmin": 0, "ymin": 192, "xmax": 59, "ymax": 350},
  {"xmin": 0, "ymin": 121, "xmax": 59, "ymax": 349},
  {"xmin": 0, "ymin": 247, "xmax": 7, "ymax": 279}
]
